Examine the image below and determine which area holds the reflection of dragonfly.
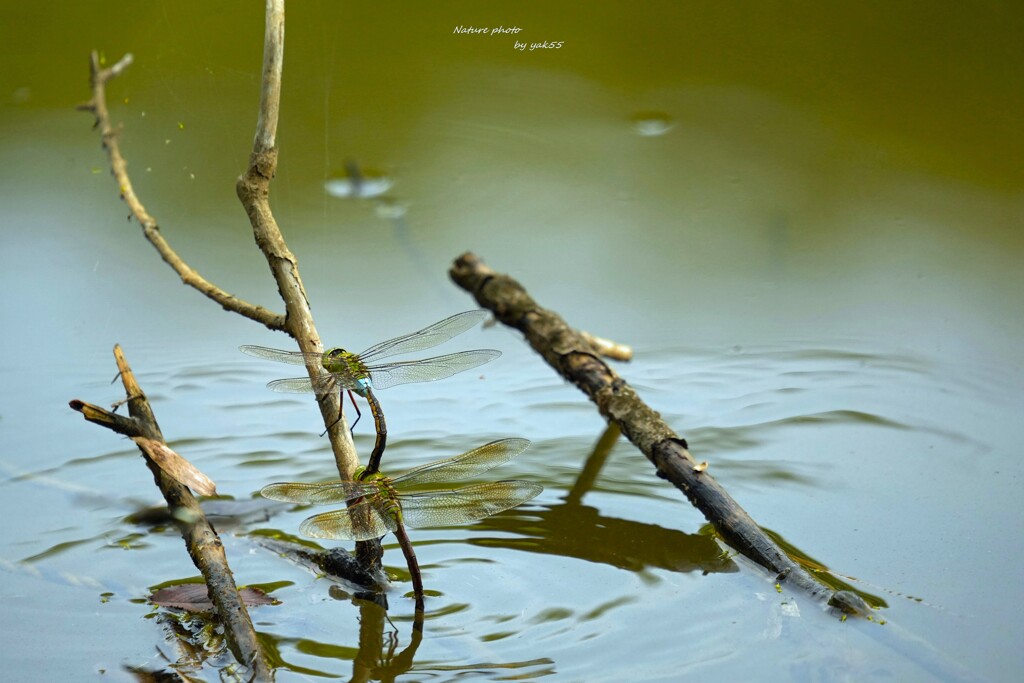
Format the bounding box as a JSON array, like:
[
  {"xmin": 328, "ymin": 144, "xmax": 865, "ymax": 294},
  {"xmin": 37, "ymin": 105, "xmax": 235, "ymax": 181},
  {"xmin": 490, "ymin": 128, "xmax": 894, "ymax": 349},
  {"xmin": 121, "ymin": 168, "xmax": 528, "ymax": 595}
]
[
  {"xmin": 261, "ymin": 438, "xmax": 542, "ymax": 612},
  {"xmin": 324, "ymin": 159, "xmax": 394, "ymax": 199},
  {"xmin": 240, "ymin": 310, "xmax": 500, "ymax": 465}
]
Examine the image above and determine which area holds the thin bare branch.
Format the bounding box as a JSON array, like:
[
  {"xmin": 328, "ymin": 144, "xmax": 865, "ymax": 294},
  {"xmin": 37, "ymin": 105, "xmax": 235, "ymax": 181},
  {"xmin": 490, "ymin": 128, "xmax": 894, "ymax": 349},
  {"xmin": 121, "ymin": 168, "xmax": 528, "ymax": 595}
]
[
  {"xmin": 254, "ymin": 0, "xmax": 284, "ymax": 153},
  {"xmin": 80, "ymin": 50, "xmax": 286, "ymax": 330},
  {"xmin": 235, "ymin": 0, "xmax": 377, "ymax": 569},
  {"xmin": 235, "ymin": 0, "xmax": 359, "ymax": 482}
]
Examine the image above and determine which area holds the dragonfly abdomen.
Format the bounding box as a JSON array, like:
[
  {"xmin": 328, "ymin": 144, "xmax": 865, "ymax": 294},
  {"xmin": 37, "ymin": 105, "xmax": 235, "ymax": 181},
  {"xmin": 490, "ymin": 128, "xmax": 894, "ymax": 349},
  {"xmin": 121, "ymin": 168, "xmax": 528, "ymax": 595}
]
[{"xmin": 379, "ymin": 496, "xmax": 402, "ymax": 521}]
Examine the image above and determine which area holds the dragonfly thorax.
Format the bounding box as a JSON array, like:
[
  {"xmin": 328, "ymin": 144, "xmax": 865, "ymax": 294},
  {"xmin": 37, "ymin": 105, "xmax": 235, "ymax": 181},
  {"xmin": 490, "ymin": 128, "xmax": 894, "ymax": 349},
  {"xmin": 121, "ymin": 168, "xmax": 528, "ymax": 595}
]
[
  {"xmin": 362, "ymin": 474, "xmax": 403, "ymax": 520},
  {"xmin": 322, "ymin": 347, "xmax": 373, "ymax": 396},
  {"xmin": 355, "ymin": 466, "xmax": 387, "ymax": 483}
]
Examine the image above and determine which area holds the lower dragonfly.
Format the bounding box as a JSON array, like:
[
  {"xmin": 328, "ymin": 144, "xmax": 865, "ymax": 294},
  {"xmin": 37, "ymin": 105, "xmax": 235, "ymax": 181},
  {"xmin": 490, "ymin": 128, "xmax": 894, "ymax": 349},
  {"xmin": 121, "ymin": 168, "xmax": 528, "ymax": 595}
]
[
  {"xmin": 260, "ymin": 437, "xmax": 542, "ymax": 613},
  {"xmin": 241, "ymin": 310, "xmax": 500, "ymax": 470}
]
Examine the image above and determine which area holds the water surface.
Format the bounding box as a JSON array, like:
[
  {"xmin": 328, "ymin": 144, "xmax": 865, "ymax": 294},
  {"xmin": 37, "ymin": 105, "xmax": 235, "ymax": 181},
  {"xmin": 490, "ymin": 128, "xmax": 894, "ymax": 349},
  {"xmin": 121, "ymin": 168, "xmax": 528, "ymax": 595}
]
[{"xmin": 1, "ymin": 2, "xmax": 1022, "ymax": 681}]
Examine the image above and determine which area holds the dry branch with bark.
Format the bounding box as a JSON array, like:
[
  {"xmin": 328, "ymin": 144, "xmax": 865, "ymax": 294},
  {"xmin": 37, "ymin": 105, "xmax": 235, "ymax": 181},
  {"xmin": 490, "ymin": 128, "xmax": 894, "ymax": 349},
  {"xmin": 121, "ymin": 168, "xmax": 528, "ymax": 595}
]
[
  {"xmin": 70, "ymin": 346, "xmax": 272, "ymax": 679},
  {"xmin": 449, "ymin": 251, "xmax": 871, "ymax": 617}
]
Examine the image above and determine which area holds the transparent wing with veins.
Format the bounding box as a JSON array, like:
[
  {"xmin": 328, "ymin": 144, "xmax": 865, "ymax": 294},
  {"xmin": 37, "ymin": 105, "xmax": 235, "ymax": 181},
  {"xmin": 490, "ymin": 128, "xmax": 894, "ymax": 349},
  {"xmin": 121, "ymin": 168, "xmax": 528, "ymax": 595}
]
[
  {"xmin": 298, "ymin": 499, "xmax": 399, "ymax": 541},
  {"xmin": 367, "ymin": 349, "xmax": 500, "ymax": 390},
  {"xmin": 387, "ymin": 438, "xmax": 531, "ymax": 486},
  {"xmin": 260, "ymin": 479, "xmax": 378, "ymax": 505},
  {"xmin": 259, "ymin": 438, "xmax": 531, "ymax": 505},
  {"xmin": 355, "ymin": 310, "xmax": 490, "ymax": 363},
  {"xmin": 238, "ymin": 345, "xmax": 321, "ymax": 366},
  {"xmin": 239, "ymin": 309, "xmax": 496, "ymax": 395},
  {"xmin": 397, "ymin": 480, "xmax": 543, "ymax": 530},
  {"xmin": 258, "ymin": 438, "xmax": 539, "ymax": 541}
]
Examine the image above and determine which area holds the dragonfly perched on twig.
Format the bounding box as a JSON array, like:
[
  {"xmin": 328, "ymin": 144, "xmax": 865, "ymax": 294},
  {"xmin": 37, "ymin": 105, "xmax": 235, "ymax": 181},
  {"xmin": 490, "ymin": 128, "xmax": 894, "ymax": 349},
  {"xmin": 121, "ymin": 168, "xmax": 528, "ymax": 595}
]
[
  {"xmin": 260, "ymin": 437, "xmax": 542, "ymax": 613},
  {"xmin": 240, "ymin": 310, "xmax": 500, "ymax": 470}
]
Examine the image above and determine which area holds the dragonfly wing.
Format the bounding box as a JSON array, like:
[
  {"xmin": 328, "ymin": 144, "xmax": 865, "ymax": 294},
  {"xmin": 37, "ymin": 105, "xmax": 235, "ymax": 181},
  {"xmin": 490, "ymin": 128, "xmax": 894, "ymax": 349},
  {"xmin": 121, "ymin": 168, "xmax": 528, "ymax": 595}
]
[
  {"xmin": 392, "ymin": 438, "xmax": 532, "ymax": 487},
  {"xmin": 260, "ymin": 480, "xmax": 376, "ymax": 504},
  {"xmin": 357, "ymin": 310, "xmax": 490, "ymax": 363},
  {"xmin": 368, "ymin": 350, "xmax": 500, "ymax": 391},
  {"xmin": 266, "ymin": 373, "xmax": 339, "ymax": 398},
  {"xmin": 299, "ymin": 500, "xmax": 398, "ymax": 541},
  {"xmin": 398, "ymin": 481, "xmax": 543, "ymax": 530},
  {"xmin": 240, "ymin": 345, "xmax": 323, "ymax": 366},
  {"xmin": 266, "ymin": 377, "xmax": 316, "ymax": 393}
]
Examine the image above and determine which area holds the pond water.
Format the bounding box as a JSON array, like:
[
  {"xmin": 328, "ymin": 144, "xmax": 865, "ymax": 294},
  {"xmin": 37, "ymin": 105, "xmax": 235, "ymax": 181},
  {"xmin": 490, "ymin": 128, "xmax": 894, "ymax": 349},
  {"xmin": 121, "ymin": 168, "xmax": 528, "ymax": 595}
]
[{"xmin": 1, "ymin": 2, "xmax": 1022, "ymax": 681}]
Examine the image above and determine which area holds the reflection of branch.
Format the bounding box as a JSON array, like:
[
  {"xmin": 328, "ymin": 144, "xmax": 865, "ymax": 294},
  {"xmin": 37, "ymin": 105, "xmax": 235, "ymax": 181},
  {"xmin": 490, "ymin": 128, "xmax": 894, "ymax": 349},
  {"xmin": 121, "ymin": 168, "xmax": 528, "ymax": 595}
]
[
  {"xmin": 349, "ymin": 597, "xmax": 549, "ymax": 682},
  {"xmin": 352, "ymin": 599, "xmax": 423, "ymax": 683},
  {"xmin": 450, "ymin": 252, "xmax": 871, "ymax": 616},
  {"xmin": 471, "ymin": 501, "xmax": 731, "ymax": 574},
  {"xmin": 77, "ymin": 52, "xmax": 285, "ymax": 331},
  {"xmin": 564, "ymin": 423, "xmax": 620, "ymax": 505},
  {"xmin": 70, "ymin": 346, "xmax": 272, "ymax": 679}
]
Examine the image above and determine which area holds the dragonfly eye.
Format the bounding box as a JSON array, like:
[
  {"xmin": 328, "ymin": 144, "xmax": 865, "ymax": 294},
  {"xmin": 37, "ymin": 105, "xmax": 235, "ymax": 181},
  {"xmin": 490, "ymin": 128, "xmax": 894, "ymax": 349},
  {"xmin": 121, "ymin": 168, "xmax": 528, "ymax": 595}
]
[{"xmin": 324, "ymin": 347, "xmax": 349, "ymax": 361}]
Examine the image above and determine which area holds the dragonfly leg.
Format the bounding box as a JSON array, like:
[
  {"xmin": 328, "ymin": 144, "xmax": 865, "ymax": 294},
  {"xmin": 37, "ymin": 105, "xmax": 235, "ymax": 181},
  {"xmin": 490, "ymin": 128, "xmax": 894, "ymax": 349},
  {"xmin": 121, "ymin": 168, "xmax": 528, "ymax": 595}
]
[
  {"xmin": 319, "ymin": 390, "xmax": 356, "ymax": 437},
  {"xmin": 318, "ymin": 391, "xmax": 365, "ymax": 440},
  {"xmin": 348, "ymin": 390, "xmax": 362, "ymax": 432}
]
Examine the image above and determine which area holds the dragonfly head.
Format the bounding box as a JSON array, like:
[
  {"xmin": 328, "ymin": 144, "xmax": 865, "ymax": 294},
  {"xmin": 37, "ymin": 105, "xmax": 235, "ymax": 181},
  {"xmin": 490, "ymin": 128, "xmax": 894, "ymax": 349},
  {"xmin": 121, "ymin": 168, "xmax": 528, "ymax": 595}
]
[{"xmin": 322, "ymin": 347, "xmax": 353, "ymax": 371}]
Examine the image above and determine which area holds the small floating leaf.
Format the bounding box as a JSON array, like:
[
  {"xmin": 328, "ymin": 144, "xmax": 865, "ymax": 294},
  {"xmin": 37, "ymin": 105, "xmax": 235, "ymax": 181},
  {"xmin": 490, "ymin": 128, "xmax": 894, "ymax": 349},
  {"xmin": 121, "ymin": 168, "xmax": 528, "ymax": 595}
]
[{"xmin": 150, "ymin": 584, "xmax": 275, "ymax": 612}]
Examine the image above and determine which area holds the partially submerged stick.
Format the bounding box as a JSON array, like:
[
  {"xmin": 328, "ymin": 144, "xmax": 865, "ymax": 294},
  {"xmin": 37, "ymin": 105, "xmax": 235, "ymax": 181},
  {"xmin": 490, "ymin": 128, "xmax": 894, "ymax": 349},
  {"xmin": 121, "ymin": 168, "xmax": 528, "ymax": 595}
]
[
  {"xmin": 449, "ymin": 252, "xmax": 870, "ymax": 616},
  {"xmin": 70, "ymin": 346, "xmax": 272, "ymax": 679}
]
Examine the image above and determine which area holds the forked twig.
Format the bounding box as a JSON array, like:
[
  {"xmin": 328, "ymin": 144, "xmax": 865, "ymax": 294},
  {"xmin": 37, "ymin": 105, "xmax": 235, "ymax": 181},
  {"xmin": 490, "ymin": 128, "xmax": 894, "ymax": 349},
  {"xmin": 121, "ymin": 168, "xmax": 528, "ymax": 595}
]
[
  {"xmin": 78, "ymin": 52, "xmax": 286, "ymax": 331},
  {"xmin": 80, "ymin": 3, "xmax": 362, "ymax": 523}
]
